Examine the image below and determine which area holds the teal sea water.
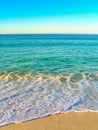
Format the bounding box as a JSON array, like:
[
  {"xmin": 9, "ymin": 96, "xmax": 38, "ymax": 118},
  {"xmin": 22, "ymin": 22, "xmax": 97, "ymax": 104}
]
[{"xmin": 0, "ymin": 34, "xmax": 98, "ymax": 126}]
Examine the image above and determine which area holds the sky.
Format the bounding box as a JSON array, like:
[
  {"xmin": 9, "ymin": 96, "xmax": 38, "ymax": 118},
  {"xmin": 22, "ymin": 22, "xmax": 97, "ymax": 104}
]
[{"xmin": 0, "ymin": 0, "xmax": 98, "ymax": 34}]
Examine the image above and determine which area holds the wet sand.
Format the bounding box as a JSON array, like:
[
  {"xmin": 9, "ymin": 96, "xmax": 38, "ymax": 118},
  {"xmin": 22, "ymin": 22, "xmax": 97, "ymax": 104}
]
[{"xmin": 1, "ymin": 112, "xmax": 98, "ymax": 130}]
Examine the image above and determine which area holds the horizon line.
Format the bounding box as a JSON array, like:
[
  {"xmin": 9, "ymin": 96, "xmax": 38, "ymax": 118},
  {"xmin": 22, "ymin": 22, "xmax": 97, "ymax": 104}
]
[{"xmin": 0, "ymin": 33, "xmax": 98, "ymax": 35}]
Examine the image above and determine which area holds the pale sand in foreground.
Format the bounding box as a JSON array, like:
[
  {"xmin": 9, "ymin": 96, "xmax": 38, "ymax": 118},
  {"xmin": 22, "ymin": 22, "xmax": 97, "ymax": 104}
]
[{"xmin": 1, "ymin": 112, "xmax": 98, "ymax": 130}]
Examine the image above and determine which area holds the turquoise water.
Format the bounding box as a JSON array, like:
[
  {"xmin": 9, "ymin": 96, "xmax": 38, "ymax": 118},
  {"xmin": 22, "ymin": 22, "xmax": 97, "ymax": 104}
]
[
  {"xmin": 1, "ymin": 34, "xmax": 98, "ymax": 75},
  {"xmin": 0, "ymin": 34, "xmax": 98, "ymax": 126}
]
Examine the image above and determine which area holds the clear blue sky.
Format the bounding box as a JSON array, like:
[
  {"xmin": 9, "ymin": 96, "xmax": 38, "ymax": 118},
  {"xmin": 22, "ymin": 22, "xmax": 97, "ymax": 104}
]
[{"xmin": 0, "ymin": 0, "xmax": 98, "ymax": 34}]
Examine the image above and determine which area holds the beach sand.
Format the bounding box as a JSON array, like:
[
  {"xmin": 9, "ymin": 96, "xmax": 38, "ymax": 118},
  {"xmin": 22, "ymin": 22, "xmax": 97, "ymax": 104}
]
[{"xmin": 1, "ymin": 112, "xmax": 98, "ymax": 130}]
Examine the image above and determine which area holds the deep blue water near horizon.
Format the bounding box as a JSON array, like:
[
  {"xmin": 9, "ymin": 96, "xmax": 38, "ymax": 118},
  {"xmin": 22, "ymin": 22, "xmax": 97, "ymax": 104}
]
[{"xmin": 0, "ymin": 34, "xmax": 98, "ymax": 126}]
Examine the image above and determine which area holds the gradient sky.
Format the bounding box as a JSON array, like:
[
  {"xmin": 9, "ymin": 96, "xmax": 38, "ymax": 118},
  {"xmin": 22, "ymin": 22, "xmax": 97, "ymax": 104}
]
[{"xmin": 0, "ymin": 0, "xmax": 98, "ymax": 34}]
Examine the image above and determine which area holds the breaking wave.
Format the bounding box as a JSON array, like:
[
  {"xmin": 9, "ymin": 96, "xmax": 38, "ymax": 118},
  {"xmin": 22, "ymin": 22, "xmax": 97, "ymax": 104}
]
[{"xmin": 0, "ymin": 72, "xmax": 98, "ymax": 126}]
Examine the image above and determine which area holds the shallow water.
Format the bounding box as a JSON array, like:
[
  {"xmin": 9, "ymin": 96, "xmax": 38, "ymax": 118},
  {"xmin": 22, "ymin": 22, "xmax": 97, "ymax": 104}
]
[{"xmin": 0, "ymin": 34, "xmax": 98, "ymax": 126}]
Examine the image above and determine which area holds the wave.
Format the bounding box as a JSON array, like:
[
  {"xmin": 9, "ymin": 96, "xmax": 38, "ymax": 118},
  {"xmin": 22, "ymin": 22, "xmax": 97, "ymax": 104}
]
[
  {"xmin": 0, "ymin": 72, "xmax": 98, "ymax": 126},
  {"xmin": 0, "ymin": 71, "xmax": 98, "ymax": 81}
]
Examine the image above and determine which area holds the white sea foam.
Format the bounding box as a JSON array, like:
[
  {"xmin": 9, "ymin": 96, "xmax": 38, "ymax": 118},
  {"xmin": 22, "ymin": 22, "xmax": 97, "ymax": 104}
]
[{"xmin": 0, "ymin": 73, "xmax": 98, "ymax": 126}]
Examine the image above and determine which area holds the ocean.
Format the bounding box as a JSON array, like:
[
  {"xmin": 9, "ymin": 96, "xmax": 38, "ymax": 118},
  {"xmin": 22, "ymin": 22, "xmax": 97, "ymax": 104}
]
[{"xmin": 0, "ymin": 34, "xmax": 98, "ymax": 126}]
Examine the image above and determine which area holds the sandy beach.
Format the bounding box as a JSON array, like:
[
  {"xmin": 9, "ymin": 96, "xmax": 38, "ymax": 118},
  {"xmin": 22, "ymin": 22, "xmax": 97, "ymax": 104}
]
[{"xmin": 1, "ymin": 112, "xmax": 98, "ymax": 130}]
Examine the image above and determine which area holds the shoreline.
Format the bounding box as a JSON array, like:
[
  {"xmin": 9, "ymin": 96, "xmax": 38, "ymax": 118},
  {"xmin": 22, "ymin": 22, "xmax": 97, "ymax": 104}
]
[
  {"xmin": 1, "ymin": 112, "xmax": 98, "ymax": 130},
  {"xmin": 0, "ymin": 111, "xmax": 98, "ymax": 127}
]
